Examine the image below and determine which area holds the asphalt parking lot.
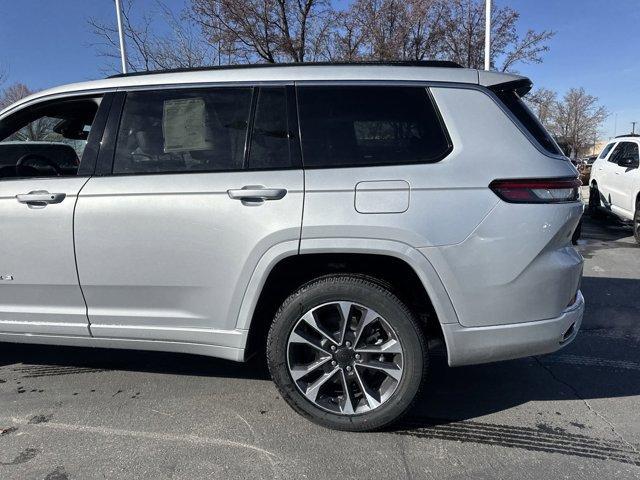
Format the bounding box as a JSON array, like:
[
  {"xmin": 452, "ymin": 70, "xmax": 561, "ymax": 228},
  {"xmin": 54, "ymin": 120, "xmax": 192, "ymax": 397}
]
[{"xmin": 1, "ymin": 212, "xmax": 639, "ymax": 480}]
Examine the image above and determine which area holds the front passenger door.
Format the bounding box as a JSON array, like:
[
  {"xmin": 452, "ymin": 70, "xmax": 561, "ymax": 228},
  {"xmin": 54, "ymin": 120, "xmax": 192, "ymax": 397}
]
[
  {"xmin": 609, "ymin": 142, "xmax": 640, "ymax": 217},
  {"xmin": 0, "ymin": 94, "xmax": 110, "ymax": 336}
]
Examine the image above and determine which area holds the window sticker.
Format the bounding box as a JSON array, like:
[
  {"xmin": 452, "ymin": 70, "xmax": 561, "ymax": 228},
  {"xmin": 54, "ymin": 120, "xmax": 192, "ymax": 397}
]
[{"xmin": 162, "ymin": 98, "xmax": 209, "ymax": 152}]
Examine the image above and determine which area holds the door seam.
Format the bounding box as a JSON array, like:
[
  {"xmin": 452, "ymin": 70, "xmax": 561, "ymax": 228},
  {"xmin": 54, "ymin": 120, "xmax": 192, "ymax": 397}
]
[{"xmin": 72, "ymin": 177, "xmax": 93, "ymax": 336}]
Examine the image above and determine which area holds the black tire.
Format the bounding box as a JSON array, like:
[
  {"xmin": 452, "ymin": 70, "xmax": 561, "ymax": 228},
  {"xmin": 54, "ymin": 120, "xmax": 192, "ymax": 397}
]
[
  {"xmin": 634, "ymin": 202, "xmax": 640, "ymax": 245},
  {"xmin": 266, "ymin": 274, "xmax": 427, "ymax": 431},
  {"xmin": 588, "ymin": 182, "xmax": 605, "ymax": 219},
  {"xmin": 571, "ymin": 219, "xmax": 582, "ymax": 245}
]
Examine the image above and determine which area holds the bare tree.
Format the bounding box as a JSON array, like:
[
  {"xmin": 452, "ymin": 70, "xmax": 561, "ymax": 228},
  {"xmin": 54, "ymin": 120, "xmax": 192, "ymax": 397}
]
[
  {"xmin": 190, "ymin": 0, "xmax": 334, "ymax": 63},
  {"xmin": 439, "ymin": 0, "xmax": 554, "ymax": 71},
  {"xmin": 0, "ymin": 83, "xmax": 33, "ymax": 111},
  {"xmin": 0, "ymin": 83, "xmax": 56, "ymax": 141},
  {"xmin": 330, "ymin": 0, "xmax": 445, "ymax": 61},
  {"xmin": 89, "ymin": 0, "xmax": 212, "ymax": 73},
  {"xmin": 553, "ymin": 88, "xmax": 608, "ymax": 159},
  {"xmin": 525, "ymin": 87, "xmax": 557, "ymax": 131}
]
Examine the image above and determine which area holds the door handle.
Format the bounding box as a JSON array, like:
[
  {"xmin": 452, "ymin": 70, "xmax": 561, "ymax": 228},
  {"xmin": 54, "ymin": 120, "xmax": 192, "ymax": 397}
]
[
  {"xmin": 227, "ymin": 186, "xmax": 287, "ymax": 202},
  {"xmin": 16, "ymin": 190, "xmax": 66, "ymax": 208}
]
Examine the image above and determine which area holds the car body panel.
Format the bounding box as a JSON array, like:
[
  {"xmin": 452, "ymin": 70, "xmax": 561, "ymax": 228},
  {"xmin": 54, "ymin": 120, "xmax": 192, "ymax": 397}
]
[
  {"xmin": 74, "ymin": 170, "xmax": 303, "ymax": 344},
  {"xmin": 0, "ymin": 177, "xmax": 90, "ymax": 336}
]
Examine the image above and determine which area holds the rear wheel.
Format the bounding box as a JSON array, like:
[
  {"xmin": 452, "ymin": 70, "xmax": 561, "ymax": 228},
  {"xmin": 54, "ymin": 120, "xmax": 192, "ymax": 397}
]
[
  {"xmin": 267, "ymin": 275, "xmax": 427, "ymax": 431},
  {"xmin": 588, "ymin": 182, "xmax": 604, "ymax": 219}
]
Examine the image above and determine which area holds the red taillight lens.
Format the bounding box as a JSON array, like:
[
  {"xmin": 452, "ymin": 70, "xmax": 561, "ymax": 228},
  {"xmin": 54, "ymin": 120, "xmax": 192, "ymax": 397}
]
[{"xmin": 489, "ymin": 177, "xmax": 581, "ymax": 204}]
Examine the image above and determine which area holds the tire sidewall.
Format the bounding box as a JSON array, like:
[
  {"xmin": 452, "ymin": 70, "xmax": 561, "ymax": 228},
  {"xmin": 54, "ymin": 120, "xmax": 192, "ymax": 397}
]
[{"xmin": 267, "ymin": 276, "xmax": 426, "ymax": 431}]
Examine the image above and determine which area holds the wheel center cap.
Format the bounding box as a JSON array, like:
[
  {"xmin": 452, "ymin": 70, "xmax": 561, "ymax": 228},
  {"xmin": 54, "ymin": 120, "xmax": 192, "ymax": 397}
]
[{"xmin": 334, "ymin": 347, "xmax": 355, "ymax": 367}]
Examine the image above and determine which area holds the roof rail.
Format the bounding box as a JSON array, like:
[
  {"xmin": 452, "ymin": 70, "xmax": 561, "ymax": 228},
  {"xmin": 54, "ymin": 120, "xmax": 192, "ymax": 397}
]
[
  {"xmin": 615, "ymin": 133, "xmax": 640, "ymax": 138},
  {"xmin": 107, "ymin": 60, "xmax": 463, "ymax": 78}
]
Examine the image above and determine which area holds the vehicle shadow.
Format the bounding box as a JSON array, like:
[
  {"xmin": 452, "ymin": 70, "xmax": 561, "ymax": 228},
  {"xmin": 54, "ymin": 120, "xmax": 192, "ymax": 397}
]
[
  {"xmin": 2, "ymin": 277, "xmax": 637, "ymax": 411},
  {"xmin": 0, "ymin": 343, "xmax": 271, "ymax": 381}
]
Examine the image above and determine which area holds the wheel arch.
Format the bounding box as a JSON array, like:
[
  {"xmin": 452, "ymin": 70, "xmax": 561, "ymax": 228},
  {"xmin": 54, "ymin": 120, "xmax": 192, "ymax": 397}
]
[{"xmin": 236, "ymin": 238, "xmax": 459, "ymax": 360}]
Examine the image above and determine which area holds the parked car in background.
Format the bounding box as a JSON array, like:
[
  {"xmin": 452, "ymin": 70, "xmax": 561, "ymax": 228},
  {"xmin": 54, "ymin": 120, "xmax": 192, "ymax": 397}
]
[
  {"xmin": 0, "ymin": 62, "xmax": 584, "ymax": 431},
  {"xmin": 579, "ymin": 155, "xmax": 598, "ymax": 185},
  {"xmin": 589, "ymin": 135, "xmax": 640, "ymax": 243}
]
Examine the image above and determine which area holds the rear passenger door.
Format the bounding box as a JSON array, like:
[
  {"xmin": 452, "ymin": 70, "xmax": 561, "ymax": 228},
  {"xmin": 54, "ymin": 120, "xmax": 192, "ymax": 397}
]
[{"xmin": 74, "ymin": 85, "xmax": 303, "ymax": 345}]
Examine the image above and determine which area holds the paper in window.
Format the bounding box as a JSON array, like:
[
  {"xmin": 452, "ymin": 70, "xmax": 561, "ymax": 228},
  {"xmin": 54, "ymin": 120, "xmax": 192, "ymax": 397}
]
[{"xmin": 162, "ymin": 98, "xmax": 209, "ymax": 152}]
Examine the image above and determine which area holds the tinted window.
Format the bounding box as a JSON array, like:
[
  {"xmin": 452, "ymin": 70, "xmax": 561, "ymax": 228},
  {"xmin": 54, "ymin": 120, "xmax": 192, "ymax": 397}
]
[
  {"xmin": 0, "ymin": 97, "xmax": 100, "ymax": 178},
  {"xmin": 113, "ymin": 88, "xmax": 251, "ymax": 174},
  {"xmin": 609, "ymin": 142, "xmax": 639, "ymax": 164},
  {"xmin": 248, "ymin": 87, "xmax": 292, "ymax": 169},
  {"xmin": 598, "ymin": 142, "xmax": 615, "ymax": 159},
  {"xmin": 494, "ymin": 89, "xmax": 562, "ymax": 156},
  {"xmin": 297, "ymin": 86, "xmax": 450, "ymax": 168}
]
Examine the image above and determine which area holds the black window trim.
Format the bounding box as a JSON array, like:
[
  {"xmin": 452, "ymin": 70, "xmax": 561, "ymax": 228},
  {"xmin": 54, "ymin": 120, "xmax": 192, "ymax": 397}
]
[
  {"xmin": 0, "ymin": 92, "xmax": 113, "ymax": 182},
  {"xmin": 100, "ymin": 84, "xmax": 303, "ymax": 177},
  {"xmin": 294, "ymin": 83, "xmax": 453, "ymax": 170}
]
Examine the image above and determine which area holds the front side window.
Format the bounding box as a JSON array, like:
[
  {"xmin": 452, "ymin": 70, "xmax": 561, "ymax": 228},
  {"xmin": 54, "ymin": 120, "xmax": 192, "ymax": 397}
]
[
  {"xmin": 113, "ymin": 88, "xmax": 252, "ymax": 174},
  {"xmin": 0, "ymin": 97, "xmax": 101, "ymax": 178},
  {"xmin": 608, "ymin": 142, "xmax": 638, "ymax": 164},
  {"xmin": 297, "ymin": 86, "xmax": 451, "ymax": 168},
  {"xmin": 248, "ymin": 87, "xmax": 292, "ymax": 169},
  {"xmin": 598, "ymin": 142, "xmax": 615, "ymax": 159}
]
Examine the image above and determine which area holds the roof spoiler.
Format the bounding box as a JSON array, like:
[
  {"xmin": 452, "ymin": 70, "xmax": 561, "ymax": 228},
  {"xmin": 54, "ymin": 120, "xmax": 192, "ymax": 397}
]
[{"xmin": 477, "ymin": 70, "xmax": 532, "ymax": 96}]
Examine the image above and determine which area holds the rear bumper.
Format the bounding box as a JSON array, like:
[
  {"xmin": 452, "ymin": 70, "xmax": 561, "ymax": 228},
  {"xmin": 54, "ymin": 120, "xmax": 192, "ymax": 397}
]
[{"xmin": 442, "ymin": 290, "xmax": 584, "ymax": 367}]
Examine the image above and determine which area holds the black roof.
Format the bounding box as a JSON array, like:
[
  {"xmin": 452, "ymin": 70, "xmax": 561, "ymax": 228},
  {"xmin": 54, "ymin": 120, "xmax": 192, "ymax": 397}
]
[
  {"xmin": 615, "ymin": 133, "xmax": 640, "ymax": 138},
  {"xmin": 108, "ymin": 60, "xmax": 463, "ymax": 79}
]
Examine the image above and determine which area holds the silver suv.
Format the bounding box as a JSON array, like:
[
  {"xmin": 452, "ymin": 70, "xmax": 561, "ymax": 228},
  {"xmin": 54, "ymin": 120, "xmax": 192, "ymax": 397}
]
[{"xmin": 0, "ymin": 62, "xmax": 584, "ymax": 431}]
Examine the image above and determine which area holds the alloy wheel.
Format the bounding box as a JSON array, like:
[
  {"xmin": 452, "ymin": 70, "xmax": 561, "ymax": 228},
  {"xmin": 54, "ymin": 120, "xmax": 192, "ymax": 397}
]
[{"xmin": 286, "ymin": 301, "xmax": 404, "ymax": 415}]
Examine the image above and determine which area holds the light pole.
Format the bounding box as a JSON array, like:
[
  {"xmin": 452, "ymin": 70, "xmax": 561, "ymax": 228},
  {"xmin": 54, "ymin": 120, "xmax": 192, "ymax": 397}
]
[
  {"xmin": 115, "ymin": 0, "xmax": 128, "ymax": 74},
  {"xmin": 632, "ymin": 121, "xmax": 637, "ymax": 135},
  {"xmin": 484, "ymin": 0, "xmax": 491, "ymax": 71}
]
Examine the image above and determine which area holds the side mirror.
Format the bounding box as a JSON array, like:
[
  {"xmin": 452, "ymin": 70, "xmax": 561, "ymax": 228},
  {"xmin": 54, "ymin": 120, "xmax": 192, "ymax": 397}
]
[{"xmin": 618, "ymin": 156, "xmax": 639, "ymax": 168}]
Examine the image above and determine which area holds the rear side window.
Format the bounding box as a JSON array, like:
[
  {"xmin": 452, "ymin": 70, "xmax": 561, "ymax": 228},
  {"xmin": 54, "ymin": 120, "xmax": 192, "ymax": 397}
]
[
  {"xmin": 297, "ymin": 86, "xmax": 451, "ymax": 168},
  {"xmin": 247, "ymin": 87, "xmax": 292, "ymax": 169},
  {"xmin": 598, "ymin": 142, "xmax": 616, "ymax": 159},
  {"xmin": 113, "ymin": 88, "xmax": 252, "ymax": 174},
  {"xmin": 494, "ymin": 89, "xmax": 562, "ymax": 156}
]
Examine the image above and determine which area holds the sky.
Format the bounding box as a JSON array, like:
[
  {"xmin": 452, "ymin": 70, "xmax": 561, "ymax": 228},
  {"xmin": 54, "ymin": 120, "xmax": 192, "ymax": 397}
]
[{"xmin": 0, "ymin": 0, "xmax": 638, "ymax": 139}]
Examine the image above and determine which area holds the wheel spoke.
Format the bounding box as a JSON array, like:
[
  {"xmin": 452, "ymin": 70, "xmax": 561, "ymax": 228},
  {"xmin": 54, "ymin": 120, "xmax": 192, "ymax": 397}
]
[
  {"xmin": 354, "ymin": 339, "xmax": 402, "ymax": 354},
  {"xmin": 289, "ymin": 330, "xmax": 332, "ymax": 355},
  {"xmin": 353, "ymin": 308, "xmax": 380, "ymax": 347},
  {"xmin": 304, "ymin": 367, "xmax": 340, "ymax": 402},
  {"xmin": 288, "ymin": 301, "xmax": 404, "ymax": 416},
  {"xmin": 301, "ymin": 311, "xmax": 339, "ymax": 345},
  {"xmin": 290, "ymin": 356, "xmax": 332, "ymax": 381},
  {"xmin": 338, "ymin": 370, "xmax": 355, "ymax": 414},
  {"xmin": 358, "ymin": 360, "xmax": 402, "ymax": 381},
  {"xmin": 353, "ymin": 366, "xmax": 381, "ymax": 409},
  {"xmin": 337, "ymin": 301, "xmax": 352, "ymax": 345}
]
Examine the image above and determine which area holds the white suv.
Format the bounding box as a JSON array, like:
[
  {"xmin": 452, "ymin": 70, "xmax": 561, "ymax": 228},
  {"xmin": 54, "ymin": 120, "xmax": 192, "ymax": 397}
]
[
  {"xmin": 589, "ymin": 135, "xmax": 640, "ymax": 243},
  {"xmin": 0, "ymin": 62, "xmax": 584, "ymax": 430}
]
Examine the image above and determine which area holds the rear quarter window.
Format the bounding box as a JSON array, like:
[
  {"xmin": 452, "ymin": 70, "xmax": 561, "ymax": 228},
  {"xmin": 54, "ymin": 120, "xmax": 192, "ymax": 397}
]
[
  {"xmin": 297, "ymin": 86, "xmax": 451, "ymax": 168},
  {"xmin": 493, "ymin": 88, "xmax": 562, "ymax": 156}
]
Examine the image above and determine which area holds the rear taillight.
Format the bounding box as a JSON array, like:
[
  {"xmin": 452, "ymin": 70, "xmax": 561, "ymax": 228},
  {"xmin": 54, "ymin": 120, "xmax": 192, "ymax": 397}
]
[{"xmin": 489, "ymin": 177, "xmax": 581, "ymax": 204}]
